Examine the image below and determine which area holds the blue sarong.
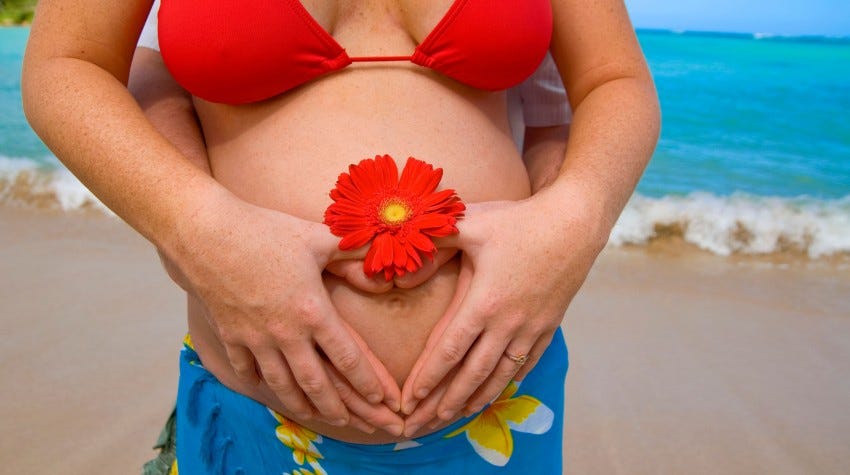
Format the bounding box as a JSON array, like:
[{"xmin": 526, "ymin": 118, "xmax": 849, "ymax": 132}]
[{"xmin": 173, "ymin": 330, "xmax": 568, "ymax": 474}]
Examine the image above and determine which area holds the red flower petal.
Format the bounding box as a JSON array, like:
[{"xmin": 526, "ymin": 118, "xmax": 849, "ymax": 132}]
[
  {"xmin": 392, "ymin": 237, "xmax": 408, "ymax": 268},
  {"xmin": 410, "ymin": 213, "xmax": 452, "ymax": 231},
  {"xmin": 372, "ymin": 233, "xmax": 394, "ymax": 268},
  {"xmin": 399, "ymin": 157, "xmax": 442, "ymax": 196},
  {"xmin": 339, "ymin": 227, "xmax": 377, "ymax": 250},
  {"xmin": 349, "ymin": 160, "xmax": 378, "ymax": 196},
  {"xmin": 407, "ymin": 231, "xmax": 436, "ymax": 253},
  {"xmin": 325, "ymin": 155, "xmax": 464, "ymax": 281},
  {"xmin": 376, "ymin": 155, "xmax": 399, "ymax": 190},
  {"xmin": 364, "ymin": 241, "xmax": 384, "ymax": 278}
]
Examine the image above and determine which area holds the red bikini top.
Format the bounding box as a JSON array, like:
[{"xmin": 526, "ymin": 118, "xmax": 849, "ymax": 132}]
[{"xmin": 158, "ymin": 0, "xmax": 553, "ymax": 104}]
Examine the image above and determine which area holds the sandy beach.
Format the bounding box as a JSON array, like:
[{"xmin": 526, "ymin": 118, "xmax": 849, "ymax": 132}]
[{"xmin": 1, "ymin": 206, "xmax": 849, "ymax": 474}]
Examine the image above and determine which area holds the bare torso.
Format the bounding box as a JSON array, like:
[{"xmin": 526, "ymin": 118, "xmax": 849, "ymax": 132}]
[{"xmin": 184, "ymin": 0, "xmax": 532, "ymax": 443}]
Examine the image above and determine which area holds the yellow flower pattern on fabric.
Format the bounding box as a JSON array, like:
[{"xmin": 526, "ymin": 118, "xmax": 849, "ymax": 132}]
[
  {"xmin": 270, "ymin": 410, "xmax": 328, "ymax": 474},
  {"xmin": 284, "ymin": 468, "xmax": 325, "ymax": 475},
  {"xmin": 444, "ymin": 381, "xmax": 553, "ymax": 466},
  {"xmin": 168, "ymin": 459, "xmax": 178, "ymax": 475}
]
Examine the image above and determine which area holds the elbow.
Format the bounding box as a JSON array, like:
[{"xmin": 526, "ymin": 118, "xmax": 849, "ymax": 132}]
[
  {"xmin": 20, "ymin": 53, "xmax": 49, "ymax": 136},
  {"xmin": 645, "ymin": 77, "xmax": 662, "ymax": 146},
  {"xmin": 646, "ymin": 77, "xmax": 662, "ymax": 150}
]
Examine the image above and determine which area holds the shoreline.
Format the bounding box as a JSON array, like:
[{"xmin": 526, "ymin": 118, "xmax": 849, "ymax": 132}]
[
  {"xmin": 5, "ymin": 164, "xmax": 849, "ymax": 260},
  {"xmin": 2, "ymin": 206, "xmax": 849, "ymax": 474}
]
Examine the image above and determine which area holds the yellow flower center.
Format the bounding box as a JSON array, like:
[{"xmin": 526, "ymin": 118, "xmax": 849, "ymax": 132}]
[{"xmin": 379, "ymin": 199, "xmax": 412, "ymax": 225}]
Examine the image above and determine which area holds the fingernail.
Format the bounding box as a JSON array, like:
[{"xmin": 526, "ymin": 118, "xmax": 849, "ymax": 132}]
[
  {"xmin": 403, "ymin": 423, "xmax": 421, "ymax": 437},
  {"xmin": 387, "ymin": 423, "xmax": 404, "ymax": 436},
  {"xmin": 362, "ymin": 424, "xmax": 377, "ymax": 434},
  {"xmin": 367, "ymin": 393, "xmax": 382, "ymax": 404},
  {"xmin": 297, "ymin": 412, "xmax": 313, "ymax": 420},
  {"xmin": 387, "ymin": 398, "xmax": 401, "ymax": 413},
  {"xmin": 464, "ymin": 405, "xmax": 482, "ymax": 417},
  {"xmin": 428, "ymin": 419, "xmax": 442, "ymax": 429},
  {"xmin": 401, "ymin": 400, "xmax": 418, "ymax": 415},
  {"xmin": 415, "ymin": 388, "xmax": 430, "ymax": 399},
  {"xmin": 331, "ymin": 418, "xmax": 348, "ymax": 427},
  {"xmin": 438, "ymin": 409, "xmax": 455, "ymax": 421}
]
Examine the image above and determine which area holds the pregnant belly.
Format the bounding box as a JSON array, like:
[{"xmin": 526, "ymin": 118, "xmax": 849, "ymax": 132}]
[
  {"xmin": 184, "ymin": 256, "xmax": 461, "ymax": 444},
  {"xmin": 185, "ymin": 71, "xmax": 530, "ymax": 441},
  {"xmin": 325, "ymin": 256, "xmax": 460, "ymax": 387}
]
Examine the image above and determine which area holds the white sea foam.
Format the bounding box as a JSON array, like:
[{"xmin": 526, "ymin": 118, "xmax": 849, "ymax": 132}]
[
  {"xmin": 0, "ymin": 155, "xmax": 108, "ymax": 212},
  {"xmin": 610, "ymin": 192, "xmax": 850, "ymax": 258},
  {"xmin": 3, "ymin": 156, "xmax": 849, "ymax": 258}
]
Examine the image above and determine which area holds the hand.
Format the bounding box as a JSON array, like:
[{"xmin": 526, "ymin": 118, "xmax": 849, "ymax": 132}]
[
  {"xmin": 163, "ymin": 190, "xmax": 404, "ymax": 433},
  {"xmin": 400, "ymin": 255, "xmax": 473, "ymax": 436},
  {"xmin": 325, "ymin": 248, "xmax": 460, "ymax": 293},
  {"xmin": 399, "ymin": 186, "xmax": 608, "ymax": 425}
]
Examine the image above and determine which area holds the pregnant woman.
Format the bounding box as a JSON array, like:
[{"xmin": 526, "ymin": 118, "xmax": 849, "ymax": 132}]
[{"xmin": 22, "ymin": 0, "xmax": 659, "ymax": 473}]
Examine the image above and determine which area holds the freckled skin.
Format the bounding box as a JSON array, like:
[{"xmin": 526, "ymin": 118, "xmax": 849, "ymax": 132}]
[{"xmin": 186, "ymin": 66, "xmax": 531, "ymax": 443}]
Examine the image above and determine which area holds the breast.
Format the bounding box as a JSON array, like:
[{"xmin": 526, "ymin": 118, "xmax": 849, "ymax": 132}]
[
  {"xmin": 411, "ymin": 0, "xmax": 553, "ymax": 91},
  {"xmin": 158, "ymin": 0, "xmax": 351, "ymax": 104},
  {"xmin": 158, "ymin": 0, "xmax": 553, "ymax": 104}
]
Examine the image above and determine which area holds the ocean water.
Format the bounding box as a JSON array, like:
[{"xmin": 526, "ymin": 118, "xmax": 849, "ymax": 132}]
[{"xmin": 1, "ymin": 28, "xmax": 848, "ymax": 256}]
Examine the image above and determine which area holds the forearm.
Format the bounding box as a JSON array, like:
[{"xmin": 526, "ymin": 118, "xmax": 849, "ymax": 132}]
[
  {"xmin": 522, "ymin": 125, "xmax": 570, "ymax": 193},
  {"xmin": 22, "ymin": 45, "xmax": 223, "ymax": 253},
  {"xmin": 545, "ymin": 75, "xmax": 660, "ymax": 237}
]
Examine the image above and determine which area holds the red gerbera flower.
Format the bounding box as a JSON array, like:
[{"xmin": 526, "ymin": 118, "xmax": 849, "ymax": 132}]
[{"xmin": 324, "ymin": 155, "xmax": 465, "ymax": 281}]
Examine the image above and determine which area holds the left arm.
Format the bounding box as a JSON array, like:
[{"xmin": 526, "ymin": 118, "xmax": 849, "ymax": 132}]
[{"xmin": 401, "ymin": 0, "xmax": 660, "ymax": 432}]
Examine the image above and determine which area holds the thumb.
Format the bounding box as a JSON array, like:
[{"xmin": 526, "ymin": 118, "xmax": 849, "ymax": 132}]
[
  {"xmin": 326, "ymin": 260, "xmax": 394, "ymax": 294},
  {"xmin": 431, "ymin": 209, "xmax": 488, "ymax": 252},
  {"xmin": 306, "ymin": 222, "xmax": 370, "ymax": 263}
]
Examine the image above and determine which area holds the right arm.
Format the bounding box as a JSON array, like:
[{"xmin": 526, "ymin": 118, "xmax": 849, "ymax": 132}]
[{"xmin": 23, "ymin": 0, "xmax": 401, "ymax": 431}]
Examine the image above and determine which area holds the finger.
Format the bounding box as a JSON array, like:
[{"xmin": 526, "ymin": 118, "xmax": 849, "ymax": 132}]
[
  {"xmin": 429, "ymin": 231, "xmax": 465, "ymax": 250},
  {"xmin": 254, "ymin": 350, "xmax": 315, "ymax": 420},
  {"xmin": 223, "ymin": 344, "xmax": 260, "ymax": 386},
  {"xmin": 344, "ymin": 413, "xmax": 376, "ymax": 435},
  {"xmin": 326, "ymin": 260, "xmax": 394, "ymax": 294},
  {"xmin": 406, "ymin": 276, "xmax": 488, "ymax": 408},
  {"xmin": 406, "ymin": 319, "xmax": 481, "ymax": 406},
  {"xmin": 306, "ymin": 221, "xmax": 371, "ymax": 265},
  {"xmin": 403, "ymin": 374, "xmax": 452, "ymax": 437},
  {"xmin": 316, "ymin": 315, "xmax": 401, "ymax": 410},
  {"xmin": 393, "ymin": 248, "xmax": 458, "ymax": 289},
  {"xmin": 464, "ymin": 331, "xmax": 554, "ymax": 415},
  {"xmin": 326, "ymin": 241, "xmax": 370, "ymax": 262},
  {"xmin": 433, "ymin": 331, "xmax": 528, "ymax": 422},
  {"xmin": 401, "ymin": 255, "xmax": 474, "ymax": 414},
  {"xmin": 281, "ymin": 341, "xmax": 350, "ymax": 426},
  {"xmin": 359, "ymin": 339, "xmax": 402, "ymax": 412},
  {"xmin": 430, "ymin": 205, "xmax": 491, "ymax": 251},
  {"xmin": 325, "ymin": 362, "xmax": 404, "ymax": 436},
  {"xmin": 513, "ymin": 330, "xmax": 555, "ymax": 381},
  {"xmin": 305, "ymin": 301, "xmax": 386, "ymax": 407}
]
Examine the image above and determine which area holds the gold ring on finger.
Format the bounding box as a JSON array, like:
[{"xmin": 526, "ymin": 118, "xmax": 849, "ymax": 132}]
[{"xmin": 504, "ymin": 351, "xmax": 529, "ymax": 366}]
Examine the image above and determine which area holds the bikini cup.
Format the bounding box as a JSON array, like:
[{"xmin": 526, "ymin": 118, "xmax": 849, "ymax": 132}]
[{"xmin": 158, "ymin": 0, "xmax": 553, "ymax": 104}]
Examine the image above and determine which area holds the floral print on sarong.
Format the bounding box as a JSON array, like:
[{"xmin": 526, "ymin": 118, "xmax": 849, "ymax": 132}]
[
  {"xmin": 271, "ymin": 410, "xmax": 328, "ymax": 475},
  {"xmin": 444, "ymin": 381, "xmax": 553, "ymax": 466}
]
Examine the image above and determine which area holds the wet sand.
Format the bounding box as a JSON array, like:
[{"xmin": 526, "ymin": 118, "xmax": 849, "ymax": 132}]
[{"xmin": 1, "ymin": 207, "xmax": 849, "ymax": 474}]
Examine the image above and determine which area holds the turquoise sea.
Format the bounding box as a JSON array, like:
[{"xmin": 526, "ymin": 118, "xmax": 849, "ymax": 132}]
[{"xmin": 1, "ymin": 27, "xmax": 848, "ymax": 256}]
